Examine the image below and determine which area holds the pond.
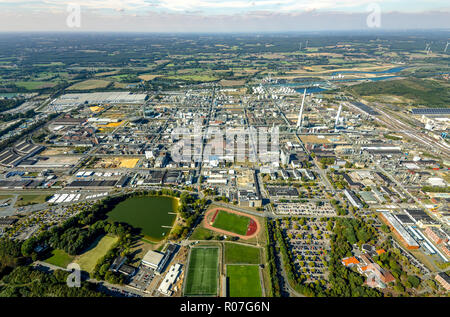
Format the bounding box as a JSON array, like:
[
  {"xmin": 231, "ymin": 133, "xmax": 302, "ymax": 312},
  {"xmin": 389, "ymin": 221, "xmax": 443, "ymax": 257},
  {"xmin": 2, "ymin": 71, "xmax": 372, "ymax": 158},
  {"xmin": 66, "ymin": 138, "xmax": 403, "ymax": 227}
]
[{"xmin": 107, "ymin": 195, "xmax": 178, "ymax": 241}]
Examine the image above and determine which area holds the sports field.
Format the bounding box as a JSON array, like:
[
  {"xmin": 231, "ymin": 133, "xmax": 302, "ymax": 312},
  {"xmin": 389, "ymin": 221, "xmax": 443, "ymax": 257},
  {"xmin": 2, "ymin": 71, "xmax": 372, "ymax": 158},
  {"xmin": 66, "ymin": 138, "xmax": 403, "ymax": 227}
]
[
  {"xmin": 212, "ymin": 210, "xmax": 250, "ymax": 236},
  {"xmin": 227, "ymin": 265, "xmax": 262, "ymax": 297},
  {"xmin": 184, "ymin": 247, "xmax": 219, "ymax": 296},
  {"xmin": 225, "ymin": 243, "xmax": 261, "ymax": 264}
]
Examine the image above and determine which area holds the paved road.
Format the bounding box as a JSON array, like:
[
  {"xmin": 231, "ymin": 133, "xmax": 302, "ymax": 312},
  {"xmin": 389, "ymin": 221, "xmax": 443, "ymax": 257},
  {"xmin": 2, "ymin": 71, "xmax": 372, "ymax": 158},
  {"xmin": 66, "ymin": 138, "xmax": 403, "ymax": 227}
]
[
  {"xmin": 213, "ymin": 201, "xmax": 352, "ymax": 219},
  {"xmin": 274, "ymin": 241, "xmax": 304, "ymax": 297},
  {"xmin": 375, "ymin": 163, "xmax": 442, "ymax": 223},
  {"xmin": 33, "ymin": 261, "xmax": 146, "ymax": 297}
]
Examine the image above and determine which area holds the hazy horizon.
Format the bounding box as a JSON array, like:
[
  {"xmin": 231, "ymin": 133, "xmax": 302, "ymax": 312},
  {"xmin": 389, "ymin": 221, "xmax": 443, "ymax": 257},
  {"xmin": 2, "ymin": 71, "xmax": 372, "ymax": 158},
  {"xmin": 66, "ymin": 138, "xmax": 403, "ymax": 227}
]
[{"xmin": 0, "ymin": 1, "xmax": 449, "ymax": 32}]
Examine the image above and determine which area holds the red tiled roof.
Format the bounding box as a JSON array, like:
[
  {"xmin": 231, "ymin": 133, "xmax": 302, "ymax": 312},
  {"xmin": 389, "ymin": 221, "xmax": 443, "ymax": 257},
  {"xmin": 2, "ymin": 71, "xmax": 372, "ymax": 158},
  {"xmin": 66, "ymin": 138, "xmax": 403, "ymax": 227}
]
[
  {"xmin": 375, "ymin": 249, "xmax": 386, "ymax": 255},
  {"xmin": 342, "ymin": 257, "xmax": 360, "ymax": 266}
]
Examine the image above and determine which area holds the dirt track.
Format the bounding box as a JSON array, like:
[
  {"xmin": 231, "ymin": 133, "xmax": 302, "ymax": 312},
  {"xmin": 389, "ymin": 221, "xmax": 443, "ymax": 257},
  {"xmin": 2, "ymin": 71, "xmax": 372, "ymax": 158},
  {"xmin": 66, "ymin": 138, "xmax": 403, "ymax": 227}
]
[{"xmin": 203, "ymin": 207, "xmax": 261, "ymax": 240}]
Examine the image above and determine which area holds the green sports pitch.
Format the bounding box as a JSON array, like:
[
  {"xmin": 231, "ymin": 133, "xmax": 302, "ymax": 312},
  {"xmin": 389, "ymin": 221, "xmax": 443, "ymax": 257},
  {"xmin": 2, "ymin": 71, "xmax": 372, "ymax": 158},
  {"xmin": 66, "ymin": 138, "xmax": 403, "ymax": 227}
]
[
  {"xmin": 212, "ymin": 210, "xmax": 250, "ymax": 236},
  {"xmin": 184, "ymin": 247, "xmax": 219, "ymax": 296},
  {"xmin": 226, "ymin": 265, "xmax": 262, "ymax": 297}
]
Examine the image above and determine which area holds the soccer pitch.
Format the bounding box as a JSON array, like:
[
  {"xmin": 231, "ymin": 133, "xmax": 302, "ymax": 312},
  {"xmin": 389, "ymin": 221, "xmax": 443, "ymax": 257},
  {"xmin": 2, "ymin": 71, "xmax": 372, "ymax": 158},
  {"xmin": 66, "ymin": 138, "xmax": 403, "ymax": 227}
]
[
  {"xmin": 184, "ymin": 247, "xmax": 219, "ymax": 296},
  {"xmin": 212, "ymin": 210, "xmax": 250, "ymax": 236},
  {"xmin": 227, "ymin": 265, "xmax": 262, "ymax": 297}
]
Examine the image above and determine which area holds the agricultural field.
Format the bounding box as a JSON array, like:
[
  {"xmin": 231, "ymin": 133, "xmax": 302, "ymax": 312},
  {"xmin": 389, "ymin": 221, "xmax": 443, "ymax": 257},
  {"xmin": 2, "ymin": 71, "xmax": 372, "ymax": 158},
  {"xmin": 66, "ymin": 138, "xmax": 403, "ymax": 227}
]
[
  {"xmin": 67, "ymin": 79, "xmax": 111, "ymax": 90},
  {"xmin": 226, "ymin": 265, "xmax": 262, "ymax": 297},
  {"xmin": 74, "ymin": 235, "xmax": 118, "ymax": 273},
  {"xmin": 219, "ymin": 79, "xmax": 246, "ymax": 87},
  {"xmin": 165, "ymin": 74, "xmax": 219, "ymax": 82},
  {"xmin": 184, "ymin": 246, "xmax": 219, "ymax": 296},
  {"xmin": 212, "ymin": 210, "xmax": 250, "ymax": 236},
  {"xmin": 15, "ymin": 81, "xmax": 57, "ymax": 90},
  {"xmin": 138, "ymin": 74, "xmax": 161, "ymax": 81},
  {"xmin": 224, "ymin": 243, "xmax": 261, "ymax": 264}
]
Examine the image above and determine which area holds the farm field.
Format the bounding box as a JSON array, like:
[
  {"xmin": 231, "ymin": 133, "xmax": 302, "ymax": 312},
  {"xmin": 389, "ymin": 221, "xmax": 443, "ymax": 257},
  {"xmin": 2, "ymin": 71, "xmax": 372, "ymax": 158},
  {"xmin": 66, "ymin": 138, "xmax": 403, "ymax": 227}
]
[
  {"xmin": 138, "ymin": 74, "xmax": 161, "ymax": 81},
  {"xmin": 74, "ymin": 235, "xmax": 118, "ymax": 273},
  {"xmin": 165, "ymin": 74, "xmax": 218, "ymax": 82},
  {"xmin": 226, "ymin": 265, "xmax": 262, "ymax": 297},
  {"xmin": 67, "ymin": 79, "xmax": 111, "ymax": 90},
  {"xmin": 184, "ymin": 247, "xmax": 219, "ymax": 296},
  {"xmin": 15, "ymin": 81, "xmax": 57, "ymax": 90},
  {"xmin": 225, "ymin": 243, "xmax": 261, "ymax": 264},
  {"xmin": 43, "ymin": 249, "xmax": 74, "ymax": 268},
  {"xmin": 212, "ymin": 210, "xmax": 250, "ymax": 236}
]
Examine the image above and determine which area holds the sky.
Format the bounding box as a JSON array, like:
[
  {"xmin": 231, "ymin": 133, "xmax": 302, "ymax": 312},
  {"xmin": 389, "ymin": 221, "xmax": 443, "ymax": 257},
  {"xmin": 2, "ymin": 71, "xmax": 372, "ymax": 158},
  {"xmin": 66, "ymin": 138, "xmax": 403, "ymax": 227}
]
[{"xmin": 0, "ymin": 0, "xmax": 449, "ymax": 32}]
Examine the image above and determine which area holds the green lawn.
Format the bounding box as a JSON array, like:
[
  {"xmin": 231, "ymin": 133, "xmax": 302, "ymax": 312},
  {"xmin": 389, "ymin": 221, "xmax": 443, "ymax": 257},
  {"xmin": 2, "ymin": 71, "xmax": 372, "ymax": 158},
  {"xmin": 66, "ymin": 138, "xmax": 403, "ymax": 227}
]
[
  {"xmin": 15, "ymin": 194, "xmax": 50, "ymax": 207},
  {"xmin": 44, "ymin": 249, "xmax": 74, "ymax": 268},
  {"xmin": 225, "ymin": 243, "xmax": 261, "ymax": 264},
  {"xmin": 15, "ymin": 81, "xmax": 57, "ymax": 90},
  {"xmin": 212, "ymin": 210, "xmax": 250, "ymax": 236},
  {"xmin": 227, "ymin": 265, "xmax": 262, "ymax": 297},
  {"xmin": 349, "ymin": 78, "xmax": 450, "ymax": 107},
  {"xmin": 189, "ymin": 227, "xmax": 215, "ymax": 240},
  {"xmin": 75, "ymin": 235, "xmax": 118, "ymax": 273},
  {"xmin": 165, "ymin": 74, "xmax": 218, "ymax": 82},
  {"xmin": 184, "ymin": 247, "xmax": 219, "ymax": 296}
]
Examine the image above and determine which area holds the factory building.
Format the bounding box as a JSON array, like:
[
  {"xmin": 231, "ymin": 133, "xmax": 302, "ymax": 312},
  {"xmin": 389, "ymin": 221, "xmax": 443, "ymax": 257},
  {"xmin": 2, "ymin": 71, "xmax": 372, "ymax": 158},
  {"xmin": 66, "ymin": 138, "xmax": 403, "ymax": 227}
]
[
  {"xmin": 343, "ymin": 189, "xmax": 363, "ymax": 209},
  {"xmin": 380, "ymin": 212, "xmax": 420, "ymax": 249},
  {"xmin": 435, "ymin": 272, "xmax": 450, "ymax": 292}
]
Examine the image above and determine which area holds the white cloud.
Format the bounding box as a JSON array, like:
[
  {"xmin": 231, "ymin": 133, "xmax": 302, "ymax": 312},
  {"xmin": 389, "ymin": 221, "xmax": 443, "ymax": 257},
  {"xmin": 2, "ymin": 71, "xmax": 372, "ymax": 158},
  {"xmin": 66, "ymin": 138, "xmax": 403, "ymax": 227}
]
[
  {"xmin": 0, "ymin": 0, "xmax": 448, "ymax": 16},
  {"xmin": 0, "ymin": 6, "xmax": 449, "ymax": 32}
]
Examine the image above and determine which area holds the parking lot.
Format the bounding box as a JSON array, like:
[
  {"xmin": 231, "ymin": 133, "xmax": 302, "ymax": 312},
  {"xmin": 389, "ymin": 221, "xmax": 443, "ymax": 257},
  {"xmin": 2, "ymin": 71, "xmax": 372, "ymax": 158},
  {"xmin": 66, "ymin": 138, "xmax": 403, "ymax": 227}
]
[
  {"xmin": 128, "ymin": 265, "xmax": 155, "ymax": 291},
  {"xmin": 276, "ymin": 202, "xmax": 336, "ymax": 216},
  {"xmin": 281, "ymin": 218, "xmax": 332, "ymax": 282}
]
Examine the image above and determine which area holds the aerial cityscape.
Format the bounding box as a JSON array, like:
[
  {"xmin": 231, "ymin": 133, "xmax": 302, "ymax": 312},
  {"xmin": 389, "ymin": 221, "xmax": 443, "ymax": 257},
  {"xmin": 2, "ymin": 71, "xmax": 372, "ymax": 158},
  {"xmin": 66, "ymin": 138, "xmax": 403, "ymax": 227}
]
[{"xmin": 0, "ymin": 0, "xmax": 449, "ymax": 304}]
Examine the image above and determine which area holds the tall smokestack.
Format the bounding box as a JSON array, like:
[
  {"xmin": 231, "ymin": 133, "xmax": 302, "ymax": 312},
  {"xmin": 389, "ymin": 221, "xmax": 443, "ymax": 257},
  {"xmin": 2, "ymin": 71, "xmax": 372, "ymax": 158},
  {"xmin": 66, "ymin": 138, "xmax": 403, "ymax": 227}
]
[
  {"xmin": 297, "ymin": 88, "xmax": 306, "ymax": 128},
  {"xmin": 335, "ymin": 104, "xmax": 342, "ymax": 129}
]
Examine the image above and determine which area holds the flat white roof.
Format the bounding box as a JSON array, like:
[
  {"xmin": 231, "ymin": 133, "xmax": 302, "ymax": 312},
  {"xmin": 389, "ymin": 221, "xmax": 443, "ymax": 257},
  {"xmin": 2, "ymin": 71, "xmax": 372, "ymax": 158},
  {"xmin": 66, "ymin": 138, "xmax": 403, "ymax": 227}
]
[
  {"xmin": 382, "ymin": 212, "xmax": 419, "ymax": 247},
  {"xmin": 142, "ymin": 250, "xmax": 164, "ymax": 267}
]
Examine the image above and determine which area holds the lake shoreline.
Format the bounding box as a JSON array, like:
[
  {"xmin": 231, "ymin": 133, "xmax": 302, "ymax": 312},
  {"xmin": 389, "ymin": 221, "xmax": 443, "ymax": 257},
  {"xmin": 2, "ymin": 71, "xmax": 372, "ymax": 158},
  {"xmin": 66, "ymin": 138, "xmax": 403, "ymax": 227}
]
[{"xmin": 107, "ymin": 195, "xmax": 180, "ymax": 243}]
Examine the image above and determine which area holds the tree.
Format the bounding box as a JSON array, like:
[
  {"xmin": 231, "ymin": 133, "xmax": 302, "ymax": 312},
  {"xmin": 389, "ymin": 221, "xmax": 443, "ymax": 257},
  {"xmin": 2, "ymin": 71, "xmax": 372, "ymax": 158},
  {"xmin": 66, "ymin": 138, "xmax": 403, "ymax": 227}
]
[
  {"xmin": 407, "ymin": 275, "xmax": 420, "ymax": 289},
  {"xmin": 394, "ymin": 283, "xmax": 405, "ymax": 293}
]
